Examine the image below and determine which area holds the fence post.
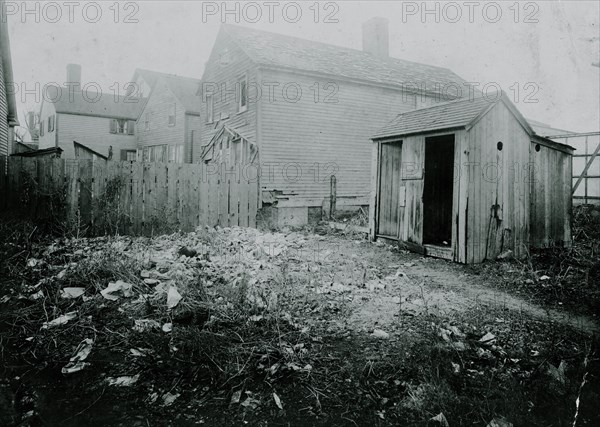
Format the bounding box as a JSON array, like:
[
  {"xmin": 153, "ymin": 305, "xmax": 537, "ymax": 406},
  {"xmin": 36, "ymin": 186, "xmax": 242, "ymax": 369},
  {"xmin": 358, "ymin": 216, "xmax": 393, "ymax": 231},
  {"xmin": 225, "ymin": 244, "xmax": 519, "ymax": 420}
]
[{"xmin": 330, "ymin": 175, "xmax": 337, "ymax": 219}]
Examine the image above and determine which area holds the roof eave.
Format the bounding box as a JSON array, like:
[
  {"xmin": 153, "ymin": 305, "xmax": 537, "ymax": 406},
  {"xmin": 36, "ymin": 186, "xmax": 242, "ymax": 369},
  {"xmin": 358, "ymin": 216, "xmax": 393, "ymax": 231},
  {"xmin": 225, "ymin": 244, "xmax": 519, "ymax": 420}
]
[
  {"xmin": 257, "ymin": 63, "xmax": 462, "ymax": 99},
  {"xmin": 372, "ymin": 125, "xmax": 467, "ymax": 141}
]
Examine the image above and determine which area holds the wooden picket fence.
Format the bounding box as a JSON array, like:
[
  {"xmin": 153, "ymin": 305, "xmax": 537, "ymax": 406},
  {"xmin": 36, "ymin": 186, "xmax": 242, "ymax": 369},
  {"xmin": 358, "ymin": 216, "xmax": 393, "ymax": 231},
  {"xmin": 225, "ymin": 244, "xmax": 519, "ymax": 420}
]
[{"xmin": 0, "ymin": 156, "xmax": 259, "ymax": 235}]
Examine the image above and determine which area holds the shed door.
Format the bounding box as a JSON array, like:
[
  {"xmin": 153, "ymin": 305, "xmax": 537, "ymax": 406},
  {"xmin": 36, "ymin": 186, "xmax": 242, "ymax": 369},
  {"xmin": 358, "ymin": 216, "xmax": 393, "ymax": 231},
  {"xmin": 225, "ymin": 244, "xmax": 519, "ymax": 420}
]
[
  {"xmin": 377, "ymin": 141, "xmax": 403, "ymax": 238},
  {"xmin": 422, "ymin": 134, "xmax": 455, "ymax": 245}
]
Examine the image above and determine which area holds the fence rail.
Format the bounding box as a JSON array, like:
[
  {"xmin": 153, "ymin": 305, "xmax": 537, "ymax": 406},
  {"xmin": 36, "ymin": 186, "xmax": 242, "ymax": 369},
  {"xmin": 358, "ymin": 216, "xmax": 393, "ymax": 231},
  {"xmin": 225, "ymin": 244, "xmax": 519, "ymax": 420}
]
[
  {"xmin": 547, "ymin": 132, "xmax": 600, "ymax": 205},
  {"xmin": 0, "ymin": 156, "xmax": 259, "ymax": 235}
]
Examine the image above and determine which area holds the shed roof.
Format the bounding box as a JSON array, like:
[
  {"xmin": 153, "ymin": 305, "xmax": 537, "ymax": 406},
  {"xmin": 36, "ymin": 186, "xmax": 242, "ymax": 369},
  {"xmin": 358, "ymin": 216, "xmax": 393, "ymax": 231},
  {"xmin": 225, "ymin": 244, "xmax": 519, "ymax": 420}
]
[
  {"xmin": 372, "ymin": 92, "xmax": 574, "ymax": 153},
  {"xmin": 45, "ymin": 85, "xmax": 146, "ymax": 120},
  {"xmin": 373, "ymin": 96, "xmax": 494, "ymax": 139},
  {"xmin": 222, "ymin": 24, "xmax": 465, "ymax": 96}
]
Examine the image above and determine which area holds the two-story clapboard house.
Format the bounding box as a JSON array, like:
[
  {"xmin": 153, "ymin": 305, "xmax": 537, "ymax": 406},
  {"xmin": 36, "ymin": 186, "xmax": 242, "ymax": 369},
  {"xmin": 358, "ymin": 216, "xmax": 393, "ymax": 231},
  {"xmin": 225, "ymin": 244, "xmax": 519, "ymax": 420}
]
[
  {"xmin": 38, "ymin": 65, "xmax": 146, "ymax": 160},
  {"xmin": 196, "ymin": 19, "xmax": 467, "ymax": 225},
  {"xmin": 134, "ymin": 72, "xmax": 202, "ymax": 163},
  {"xmin": 0, "ymin": 0, "xmax": 19, "ymax": 157}
]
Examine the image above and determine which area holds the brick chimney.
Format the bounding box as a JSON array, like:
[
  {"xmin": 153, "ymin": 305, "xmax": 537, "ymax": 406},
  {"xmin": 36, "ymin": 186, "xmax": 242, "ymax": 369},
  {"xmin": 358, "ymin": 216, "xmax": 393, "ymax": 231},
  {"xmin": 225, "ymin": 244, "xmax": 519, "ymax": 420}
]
[
  {"xmin": 362, "ymin": 17, "xmax": 389, "ymax": 60},
  {"xmin": 66, "ymin": 63, "xmax": 82, "ymax": 89}
]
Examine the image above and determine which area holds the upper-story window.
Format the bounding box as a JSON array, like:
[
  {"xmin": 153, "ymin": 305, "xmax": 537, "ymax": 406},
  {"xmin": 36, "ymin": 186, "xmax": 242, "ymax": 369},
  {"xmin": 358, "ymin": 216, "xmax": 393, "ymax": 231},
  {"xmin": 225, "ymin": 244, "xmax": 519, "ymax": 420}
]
[
  {"xmin": 110, "ymin": 118, "xmax": 135, "ymax": 135},
  {"xmin": 144, "ymin": 112, "xmax": 150, "ymax": 131},
  {"xmin": 47, "ymin": 115, "xmax": 55, "ymax": 132},
  {"xmin": 168, "ymin": 104, "xmax": 176, "ymax": 126},
  {"xmin": 206, "ymin": 94, "xmax": 214, "ymax": 123},
  {"xmin": 40, "ymin": 120, "xmax": 44, "ymax": 136},
  {"xmin": 237, "ymin": 75, "xmax": 248, "ymax": 113},
  {"xmin": 220, "ymin": 48, "xmax": 231, "ymax": 66}
]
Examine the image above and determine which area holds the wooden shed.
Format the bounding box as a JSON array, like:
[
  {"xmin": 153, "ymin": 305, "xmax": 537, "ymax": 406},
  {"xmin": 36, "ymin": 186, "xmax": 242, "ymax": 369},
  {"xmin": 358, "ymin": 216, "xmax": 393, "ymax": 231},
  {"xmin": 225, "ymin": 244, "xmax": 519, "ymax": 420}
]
[{"xmin": 369, "ymin": 93, "xmax": 574, "ymax": 264}]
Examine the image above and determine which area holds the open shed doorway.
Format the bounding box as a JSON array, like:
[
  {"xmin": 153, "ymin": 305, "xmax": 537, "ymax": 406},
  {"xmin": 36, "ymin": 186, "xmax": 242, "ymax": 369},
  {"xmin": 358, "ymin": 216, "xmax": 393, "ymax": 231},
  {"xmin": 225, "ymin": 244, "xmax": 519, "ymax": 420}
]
[{"xmin": 423, "ymin": 134, "xmax": 455, "ymax": 247}]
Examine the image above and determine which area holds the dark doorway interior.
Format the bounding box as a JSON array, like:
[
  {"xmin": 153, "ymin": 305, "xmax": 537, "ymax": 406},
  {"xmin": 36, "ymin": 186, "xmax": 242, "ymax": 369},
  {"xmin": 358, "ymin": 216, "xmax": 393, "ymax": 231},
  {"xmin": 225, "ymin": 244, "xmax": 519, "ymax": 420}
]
[{"xmin": 423, "ymin": 134, "xmax": 455, "ymax": 245}]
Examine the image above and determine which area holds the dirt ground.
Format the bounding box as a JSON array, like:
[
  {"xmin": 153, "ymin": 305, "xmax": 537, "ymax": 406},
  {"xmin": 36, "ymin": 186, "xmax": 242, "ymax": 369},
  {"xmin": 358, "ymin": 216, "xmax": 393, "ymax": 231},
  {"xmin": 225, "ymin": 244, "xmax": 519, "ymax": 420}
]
[{"xmin": 1, "ymin": 222, "xmax": 599, "ymax": 426}]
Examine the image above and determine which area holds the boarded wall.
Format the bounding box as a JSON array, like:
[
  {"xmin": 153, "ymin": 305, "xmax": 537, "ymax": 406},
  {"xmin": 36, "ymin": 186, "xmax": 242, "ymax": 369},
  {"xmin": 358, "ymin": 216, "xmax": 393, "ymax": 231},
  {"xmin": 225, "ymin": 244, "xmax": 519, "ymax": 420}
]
[{"xmin": 0, "ymin": 156, "xmax": 259, "ymax": 235}]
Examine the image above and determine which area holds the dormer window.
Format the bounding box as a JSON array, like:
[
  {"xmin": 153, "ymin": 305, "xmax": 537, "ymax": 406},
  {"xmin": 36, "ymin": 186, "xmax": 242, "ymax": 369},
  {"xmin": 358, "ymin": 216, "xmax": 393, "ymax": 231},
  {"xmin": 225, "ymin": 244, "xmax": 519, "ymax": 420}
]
[
  {"xmin": 168, "ymin": 104, "xmax": 176, "ymax": 126},
  {"xmin": 237, "ymin": 75, "xmax": 248, "ymax": 113},
  {"xmin": 206, "ymin": 94, "xmax": 214, "ymax": 123},
  {"xmin": 220, "ymin": 49, "xmax": 231, "ymax": 66}
]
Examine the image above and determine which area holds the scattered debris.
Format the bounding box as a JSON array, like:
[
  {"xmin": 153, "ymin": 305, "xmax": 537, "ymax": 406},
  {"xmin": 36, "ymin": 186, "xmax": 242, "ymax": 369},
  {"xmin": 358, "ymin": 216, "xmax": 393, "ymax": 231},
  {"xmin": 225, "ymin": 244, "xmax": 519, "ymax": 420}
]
[
  {"xmin": 487, "ymin": 417, "xmax": 513, "ymax": 427},
  {"xmin": 133, "ymin": 319, "xmax": 160, "ymax": 332},
  {"xmin": 273, "ymin": 392, "xmax": 283, "ymax": 410},
  {"xmin": 42, "ymin": 312, "xmax": 77, "ymax": 329},
  {"xmin": 162, "ymin": 392, "xmax": 180, "ymax": 406},
  {"xmin": 162, "ymin": 323, "xmax": 173, "ymax": 333},
  {"xmin": 479, "ymin": 332, "xmax": 497, "ymax": 345},
  {"xmin": 371, "ymin": 329, "xmax": 390, "ymax": 339},
  {"xmin": 431, "ymin": 412, "xmax": 450, "ymax": 426},
  {"xmin": 107, "ymin": 374, "xmax": 140, "ymax": 387},
  {"xmin": 61, "ymin": 287, "xmax": 85, "ymax": 299},
  {"xmin": 496, "ymin": 250, "xmax": 513, "ymax": 261},
  {"xmin": 100, "ymin": 280, "xmax": 133, "ymax": 301},
  {"xmin": 167, "ymin": 286, "xmax": 182, "ymax": 309},
  {"xmin": 62, "ymin": 338, "xmax": 94, "ymax": 374}
]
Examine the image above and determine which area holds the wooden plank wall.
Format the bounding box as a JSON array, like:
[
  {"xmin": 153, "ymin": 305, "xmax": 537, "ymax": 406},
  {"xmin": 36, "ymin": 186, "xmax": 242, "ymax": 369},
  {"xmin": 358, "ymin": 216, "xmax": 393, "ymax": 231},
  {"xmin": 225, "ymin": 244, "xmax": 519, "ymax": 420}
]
[
  {"xmin": 529, "ymin": 143, "xmax": 572, "ymax": 247},
  {"xmin": 0, "ymin": 156, "xmax": 259, "ymax": 235},
  {"xmin": 463, "ymin": 102, "xmax": 531, "ymax": 263}
]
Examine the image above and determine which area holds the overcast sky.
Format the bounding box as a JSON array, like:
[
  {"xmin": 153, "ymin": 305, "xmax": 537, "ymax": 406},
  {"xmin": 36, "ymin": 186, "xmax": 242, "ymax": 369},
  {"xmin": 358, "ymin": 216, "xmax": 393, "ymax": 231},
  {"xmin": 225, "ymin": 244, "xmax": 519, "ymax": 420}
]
[{"xmin": 6, "ymin": 1, "xmax": 600, "ymax": 134}]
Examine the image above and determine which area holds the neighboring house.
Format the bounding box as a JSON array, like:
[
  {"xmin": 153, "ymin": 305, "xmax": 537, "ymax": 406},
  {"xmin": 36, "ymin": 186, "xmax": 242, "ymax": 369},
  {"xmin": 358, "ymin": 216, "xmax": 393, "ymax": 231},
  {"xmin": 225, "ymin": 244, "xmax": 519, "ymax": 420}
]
[
  {"xmin": 0, "ymin": 0, "xmax": 19, "ymax": 157},
  {"xmin": 196, "ymin": 20, "xmax": 467, "ymax": 225},
  {"xmin": 128, "ymin": 68, "xmax": 168, "ymax": 98},
  {"xmin": 135, "ymin": 72, "xmax": 202, "ymax": 163},
  {"xmin": 369, "ymin": 93, "xmax": 574, "ymax": 264},
  {"xmin": 38, "ymin": 65, "xmax": 146, "ymax": 160}
]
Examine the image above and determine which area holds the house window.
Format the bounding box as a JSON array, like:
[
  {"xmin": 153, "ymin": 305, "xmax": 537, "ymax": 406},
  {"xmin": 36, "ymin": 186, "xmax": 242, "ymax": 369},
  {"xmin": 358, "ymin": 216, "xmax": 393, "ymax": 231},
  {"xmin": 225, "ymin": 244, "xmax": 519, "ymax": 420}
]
[
  {"xmin": 110, "ymin": 119, "xmax": 135, "ymax": 135},
  {"xmin": 47, "ymin": 115, "xmax": 55, "ymax": 132},
  {"xmin": 145, "ymin": 112, "xmax": 150, "ymax": 131},
  {"xmin": 40, "ymin": 120, "xmax": 44, "ymax": 136},
  {"xmin": 220, "ymin": 48, "xmax": 231, "ymax": 66},
  {"xmin": 168, "ymin": 104, "xmax": 176, "ymax": 126},
  {"xmin": 120, "ymin": 149, "xmax": 137, "ymax": 161},
  {"xmin": 237, "ymin": 75, "xmax": 248, "ymax": 113},
  {"xmin": 143, "ymin": 147, "xmax": 149, "ymax": 161},
  {"xmin": 206, "ymin": 94, "xmax": 214, "ymax": 123}
]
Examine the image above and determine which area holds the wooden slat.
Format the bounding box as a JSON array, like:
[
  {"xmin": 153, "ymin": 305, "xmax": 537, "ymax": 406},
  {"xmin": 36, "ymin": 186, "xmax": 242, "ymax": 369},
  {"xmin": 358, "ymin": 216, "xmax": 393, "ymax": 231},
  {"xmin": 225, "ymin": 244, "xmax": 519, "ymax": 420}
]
[
  {"xmin": 78, "ymin": 159, "xmax": 93, "ymax": 230},
  {"xmin": 120, "ymin": 161, "xmax": 133, "ymax": 235},
  {"xmin": 248, "ymin": 173, "xmax": 258, "ymax": 228},
  {"xmin": 131, "ymin": 162, "xmax": 144, "ymax": 234},
  {"xmin": 238, "ymin": 177, "xmax": 249, "ymax": 227}
]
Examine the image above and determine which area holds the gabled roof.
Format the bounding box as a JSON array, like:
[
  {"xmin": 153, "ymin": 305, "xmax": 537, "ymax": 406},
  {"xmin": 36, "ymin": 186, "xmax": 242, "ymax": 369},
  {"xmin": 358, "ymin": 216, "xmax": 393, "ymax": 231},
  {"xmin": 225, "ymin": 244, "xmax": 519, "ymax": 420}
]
[
  {"xmin": 45, "ymin": 85, "xmax": 146, "ymax": 120},
  {"xmin": 221, "ymin": 24, "xmax": 465, "ymax": 96},
  {"xmin": 372, "ymin": 92, "xmax": 533, "ymax": 139},
  {"xmin": 131, "ymin": 68, "xmax": 166, "ymax": 90},
  {"xmin": 0, "ymin": 1, "xmax": 19, "ymax": 127},
  {"xmin": 132, "ymin": 69, "xmax": 202, "ymax": 115},
  {"xmin": 158, "ymin": 74, "xmax": 202, "ymax": 115}
]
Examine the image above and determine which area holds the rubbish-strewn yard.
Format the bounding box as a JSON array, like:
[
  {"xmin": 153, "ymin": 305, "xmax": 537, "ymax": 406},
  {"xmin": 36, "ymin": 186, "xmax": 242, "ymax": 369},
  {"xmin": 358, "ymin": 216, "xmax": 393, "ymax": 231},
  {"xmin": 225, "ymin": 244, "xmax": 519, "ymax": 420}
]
[{"xmin": 1, "ymin": 209, "xmax": 599, "ymax": 426}]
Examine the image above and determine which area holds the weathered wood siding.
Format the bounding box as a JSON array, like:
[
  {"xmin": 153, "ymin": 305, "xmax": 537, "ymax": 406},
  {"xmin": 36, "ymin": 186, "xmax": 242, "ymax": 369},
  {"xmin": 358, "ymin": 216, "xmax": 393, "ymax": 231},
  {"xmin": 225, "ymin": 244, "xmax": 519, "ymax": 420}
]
[
  {"xmin": 461, "ymin": 101, "xmax": 531, "ymax": 263},
  {"xmin": 136, "ymin": 81, "xmax": 187, "ymax": 152},
  {"xmin": 0, "ymin": 55, "xmax": 7, "ymax": 156},
  {"xmin": 530, "ymin": 142, "xmax": 572, "ymax": 247},
  {"xmin": 58, "ymin": 113, "xmax": 138, "ymax": 159},
  {"xmin": 259, "ymin": 68, "xmax": 420, "ymax": 203},
  {"xmin": 195, "ymin": 30, "xmax": 258, "ymax": 164}
]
